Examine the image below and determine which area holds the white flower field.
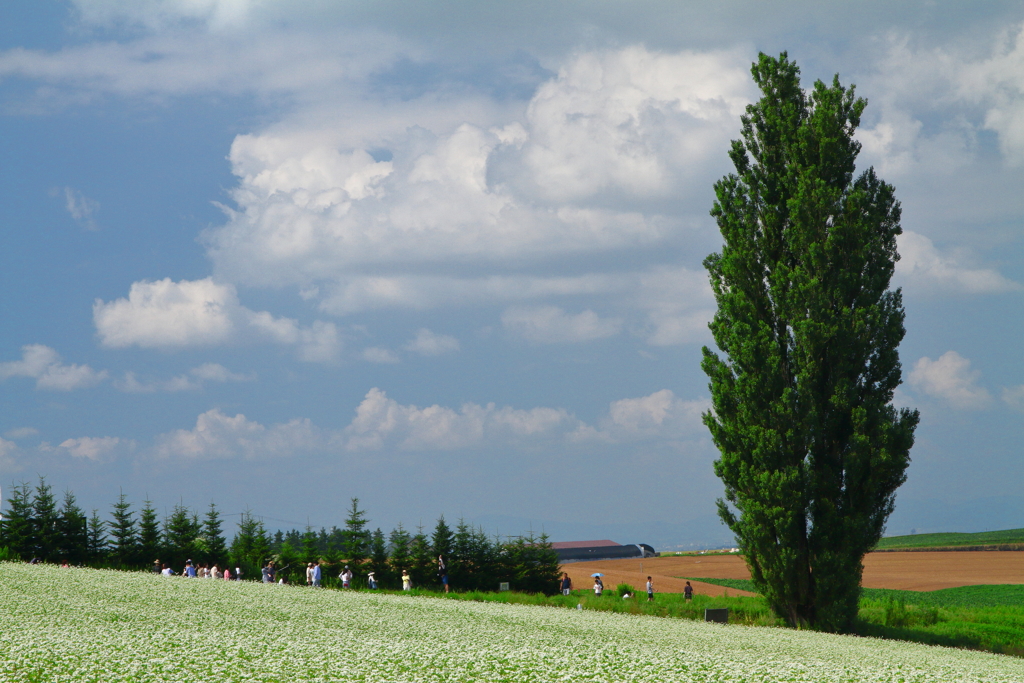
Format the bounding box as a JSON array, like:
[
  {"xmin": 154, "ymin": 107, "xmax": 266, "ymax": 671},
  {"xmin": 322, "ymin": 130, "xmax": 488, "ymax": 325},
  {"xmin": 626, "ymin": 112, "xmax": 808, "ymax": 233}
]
[{"xmin": 2, "ymin": 563, "xmax": 1022, "ymax": 682}]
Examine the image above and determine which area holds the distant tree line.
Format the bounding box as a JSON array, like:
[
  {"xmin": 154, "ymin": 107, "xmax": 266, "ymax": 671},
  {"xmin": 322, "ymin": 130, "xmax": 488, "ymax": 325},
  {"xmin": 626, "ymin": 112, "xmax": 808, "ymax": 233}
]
[{"xmin": 0, "ymin": 478, "xmax": 560, "ymax": 594}]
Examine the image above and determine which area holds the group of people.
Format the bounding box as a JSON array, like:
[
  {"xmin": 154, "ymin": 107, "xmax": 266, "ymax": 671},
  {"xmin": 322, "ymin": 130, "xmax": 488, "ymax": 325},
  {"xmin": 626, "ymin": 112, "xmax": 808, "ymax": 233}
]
[
  {"xmin": 560, "ymin": 571, "xmax": 695, "ymax": 602},
  {"xmin": 157, "ymin": 559, "xmax": 240, "ymax": 580},
  {"xmin": 260, "ymin": 554, "xmax": 449, "ymax": 591}
]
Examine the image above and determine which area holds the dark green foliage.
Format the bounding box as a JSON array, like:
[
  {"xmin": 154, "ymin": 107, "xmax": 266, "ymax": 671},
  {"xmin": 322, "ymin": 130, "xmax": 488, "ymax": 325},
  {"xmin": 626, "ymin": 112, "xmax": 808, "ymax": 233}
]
[
  {"xmin": 387, "ymin": 523, "xmax": 411, "ymax": 583},
  {"xmin": 368, "ymin": 527, "xmax": 390, "ymax": 586},
  {"xmin": 301, "ymin": 525, "xmax": 318, "ymax": 562},
  {"xmin": 108, "ymin": 491, "xmax": 138, "ymax": 565},
  {"xmin": 201, "ymin": 502, "xmax": 227, "ymax": 563},
  {"xmin": 229, "ymin": 510, "xmax": 270, "ymax": 580},
  {"xmin": 31, "ymin": 478, "xmax": 59, "ymax": 562},
  {"xmin": 1, "ymin": 482, "xmax": 35, "ymax": 559},
  {"xmin": 501, "ymin": 532, "xmax": 561, "ymax": 595},
  {"xmin": 431, "ymin": 515, "xmax": 453, "ymax": 559},
  {"xmin": 163, "ymin": 503, "xmax": 200, "ymax": 569},
  {"xmin": 409, "ymin": 526, "xmax": 434, "ymax": 588},
  {"xmin": 342, "ymin": 498, "xmax": 370, "ymax": 570},
  {"xmin": 56, "ymin": 490, "xmax": 88, "ymax": 564},
  {"xmin": 702, "ymin": 52, "xmax": 919, "ymax": 632},
  {"xmin": 86, "ymin": 509, "xmax": 107, "ymax": 561},
  {"xmin": 275, "ymin": 539, "xmax": 304, "ymax": 584},
  {"xmin": 138, "ymin": 499, "xmax": 162, "ymax": 565}
]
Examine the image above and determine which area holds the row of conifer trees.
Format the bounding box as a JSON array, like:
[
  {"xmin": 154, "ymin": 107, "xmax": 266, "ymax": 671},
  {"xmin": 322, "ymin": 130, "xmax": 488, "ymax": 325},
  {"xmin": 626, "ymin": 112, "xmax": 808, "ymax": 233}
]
[{"xmin": 0, "ymin": 477, "xmax": 561, "ymax": 594}]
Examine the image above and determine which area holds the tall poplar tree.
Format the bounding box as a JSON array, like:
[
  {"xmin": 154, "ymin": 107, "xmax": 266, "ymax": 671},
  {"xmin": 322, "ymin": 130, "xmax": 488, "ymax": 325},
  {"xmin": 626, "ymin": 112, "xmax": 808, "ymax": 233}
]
[{"xmin": 702, "ymin": 52, "xmax": 919, "ymax": 632}]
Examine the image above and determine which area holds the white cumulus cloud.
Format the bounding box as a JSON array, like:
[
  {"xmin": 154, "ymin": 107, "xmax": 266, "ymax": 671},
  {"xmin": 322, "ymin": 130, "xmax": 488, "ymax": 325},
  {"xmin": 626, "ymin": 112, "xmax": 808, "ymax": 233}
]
[
  {"xmin": 153, "ymin": 409, "xmax": 327, "ymax": 459},
  {"xmin": 501, "ymin": 306, "xmax": 622, "ymax": 343},
  {"xmin": 57, "ymin": 436, "xmax": 130, "ymax": 461},
  {"xmin": 896, "ymin": 231, "xmax": 1021, "ymax": 294},
  {"xmin": 343, "ymin": 387, "xmax": 581, "ymax": 451},
  {"xmin": 93, "ymin": 277, "xmax": 341, "ymax": 361},
  {"xmin": 0, "ymin": 344, "xmax": 107, "ymax": 391},
  {"xmin": 403, "ymin": 328, "xmax": 460, "ymax": 356},
  {"xmin": 909, "ymin": 351, "xmax": 992, "ymax": 409}
]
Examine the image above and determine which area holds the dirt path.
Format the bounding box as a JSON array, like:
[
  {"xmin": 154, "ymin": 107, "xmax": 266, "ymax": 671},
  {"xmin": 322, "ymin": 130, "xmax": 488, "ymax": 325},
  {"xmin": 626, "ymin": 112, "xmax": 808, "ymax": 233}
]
[{"xmin": 564, "ymin": 551, "xmax": 1024, "ymax": 594}]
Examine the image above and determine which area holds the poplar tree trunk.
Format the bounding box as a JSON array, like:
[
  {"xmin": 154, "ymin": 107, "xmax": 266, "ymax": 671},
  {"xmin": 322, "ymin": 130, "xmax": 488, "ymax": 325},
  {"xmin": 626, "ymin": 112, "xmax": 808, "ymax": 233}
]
[{"xmin": 702, "ymin": 52, "xmax": 920, "ymax": 632}]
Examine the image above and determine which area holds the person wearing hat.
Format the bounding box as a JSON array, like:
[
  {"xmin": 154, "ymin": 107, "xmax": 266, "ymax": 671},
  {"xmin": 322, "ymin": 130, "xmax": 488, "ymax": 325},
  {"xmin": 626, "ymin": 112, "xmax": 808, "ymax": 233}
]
[
  {"xmin": 367, "ymin": 571, "xmax": 378, "ymax": 589},
  {"xmin": 340, "ymin": 565, "xmax": 353, "ymax": 588}
]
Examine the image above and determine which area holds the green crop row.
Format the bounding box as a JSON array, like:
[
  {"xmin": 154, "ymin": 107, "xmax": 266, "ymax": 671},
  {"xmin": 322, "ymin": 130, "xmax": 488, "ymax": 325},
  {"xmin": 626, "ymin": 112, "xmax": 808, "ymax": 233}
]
[
  {"xmin": 686, "ymin": 577, "xmax": 1024, "ymax": 657},
  {"xmin": 874, "ymin": 528, "xmax": 1024, "ymax": 549}
]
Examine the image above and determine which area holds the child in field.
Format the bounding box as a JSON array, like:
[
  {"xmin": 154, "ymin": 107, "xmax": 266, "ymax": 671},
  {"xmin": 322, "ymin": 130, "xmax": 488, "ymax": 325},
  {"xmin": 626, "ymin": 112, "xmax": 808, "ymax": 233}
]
[
  {"xmin": 684, "ymin": 581, "xmax": 693, "ymax": 601},
  {"xmin": 647, "ymin": 576, "xmax": 654, "ymax": 602},
  {"xmin": 561, "ymin": 573, "xmax": 572, "ymax": 596},
  {"xmin": 593, "ymin": 578, "xmax": 603, "ymax": 596},
  {"xmin": 402, "ymin": 569, "xmax": 412, "ymax": 591}
]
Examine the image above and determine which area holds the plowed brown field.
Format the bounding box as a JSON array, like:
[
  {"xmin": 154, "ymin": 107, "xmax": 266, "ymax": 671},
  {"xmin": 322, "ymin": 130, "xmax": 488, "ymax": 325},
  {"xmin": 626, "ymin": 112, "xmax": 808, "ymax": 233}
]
[{"xmin": 562, "ymin": 551, "xmax": 1024, "ymax": 596}]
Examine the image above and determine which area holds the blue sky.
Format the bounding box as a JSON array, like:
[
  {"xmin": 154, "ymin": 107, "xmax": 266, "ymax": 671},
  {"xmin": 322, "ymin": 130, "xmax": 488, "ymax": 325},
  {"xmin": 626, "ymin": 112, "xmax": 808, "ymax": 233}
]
[{"xmin": 2, "ymin": 1, "xmax": 1023, "ymax": 549}]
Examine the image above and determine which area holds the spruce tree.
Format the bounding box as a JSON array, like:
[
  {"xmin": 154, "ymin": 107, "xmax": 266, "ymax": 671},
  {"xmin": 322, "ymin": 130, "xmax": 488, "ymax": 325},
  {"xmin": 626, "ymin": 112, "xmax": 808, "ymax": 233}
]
[
  {"xmin": 138, "ymin": 499, "xmax": 162, "ymax": 566},
  {"xmin": 31, "ymin": 477, "xmax": 59, "ymax": 562},
  {"xmin": 301, "ymin": 525, "xmax": 318, "ymax": 563},
  {"xmin": 56, "ymin": 490, "xmax": 88, "ymax": 565},
  {"xmin": 409, "ymin": 525, "xmax": 434, "ymax": 588},
  {"xmin": 368, "ymin": 528, "xmax": 389, "ymax": 586},
  {"xmin": 229, "ymin": 511, "xmax": 270, "ymax": 580},
  {"xmin": 342, "ymin": 498, "xmax": 371, "ymax": 570},
  {"xmin": 87, "ymin": 509, "xmax": 108, "ymax": 562},
  {"xmin": 164, "ymin": 503, "xmax": 200, "ymax": 568},
  {"xmin": 202, "ymin": 502, "xmax": 227, "ymax": 562},
  {"xmin": 387, "ymin": 523, "xmax": 411, "ymax": 576},
  {"xmin": 1, "ymin": 482, "xmax": 35, "ymax": 560},
  {"xmin": 109, "ymin": 490, "xmax": 138, "ymax": 565},
  {"xmin": 703, "ymin": 52, "xmax": 919, "ymax": 632},
  {"xmin": 431, "ymin": 515, "xmax": 454, "ymax": 560}
]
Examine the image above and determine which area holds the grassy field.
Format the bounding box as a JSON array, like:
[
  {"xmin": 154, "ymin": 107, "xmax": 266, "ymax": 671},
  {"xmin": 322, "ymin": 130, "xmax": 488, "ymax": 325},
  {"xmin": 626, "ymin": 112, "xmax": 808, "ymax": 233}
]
[
  {"xmin": 875, "ymin": 528, "xmax": 1024, "ymax": 550},
  {"xmin": 688, "ymin": 577, "xmax": 1024, "ymax": 657},
  {"xmin": 3, "ymin": 563, "xmax": 1024, "ymax": 682}
]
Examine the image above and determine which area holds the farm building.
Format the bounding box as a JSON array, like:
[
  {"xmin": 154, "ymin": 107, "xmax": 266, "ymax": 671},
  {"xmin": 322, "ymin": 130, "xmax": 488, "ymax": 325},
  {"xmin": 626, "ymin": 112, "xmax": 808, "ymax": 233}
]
[{"xmin": 551, "ymin": 540, "xmax": 657, "ymax": 563}]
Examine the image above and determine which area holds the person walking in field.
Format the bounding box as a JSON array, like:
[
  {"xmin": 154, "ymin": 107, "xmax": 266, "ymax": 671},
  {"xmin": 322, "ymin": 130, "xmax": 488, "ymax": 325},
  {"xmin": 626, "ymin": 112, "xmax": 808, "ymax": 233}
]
[
  {"xmin": 646, "ymin": 576, "xmax": 654, "ymax": 602},
  {"xmin": 438, "ymin": 555, "xmax": 449, "ymax": 594},
  {"xmin": 160, "ymin": 564, "xmax": 175, "ymax": 577},
  {"xmin": 340, "ymin": 566, "xmax": 353, "ymax": 588},
  {"xmin": 402, "ymin": 569, "xmax": 412, "ymax": 591},
  {"xmin": 593, "ymin": 577, "xmax": 603, "ymax": 596},
  {"xmin": 306, "ymin": 562, "xmax": 314, "ymax": 586},
  {"xmin": 312, "ymin": 561, "xmax": 322, "ymax": 587},
  {"xmin": 223, "ymin": 567, "xmax": 231, "ymax": 580},
  {"xmin": 367, "ymin": 571, "xmax": 378, "ymax": 589},
  {"xmin": 561, "ymin": 573, "xmax": 572, "ymax": 596},
  {"xmin": 262, "ymin": 561, "xmax": 275, "ymax": 583},
  {"xmin": 684, "ymin": 581, "xmax": 693, "ymax": 601},
  {"xmin": 183, "ymin": 560, "xmax": 196, "ymax": 578}
]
